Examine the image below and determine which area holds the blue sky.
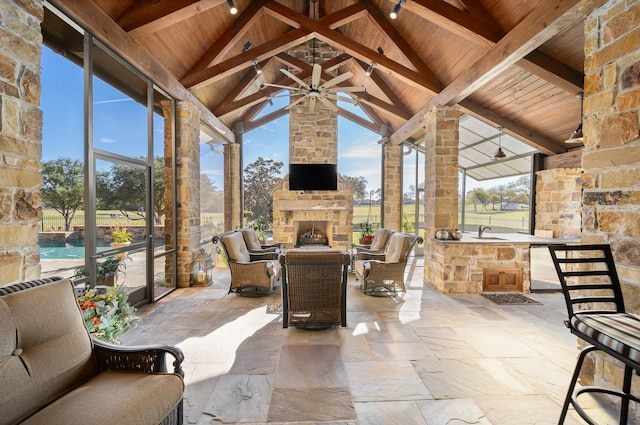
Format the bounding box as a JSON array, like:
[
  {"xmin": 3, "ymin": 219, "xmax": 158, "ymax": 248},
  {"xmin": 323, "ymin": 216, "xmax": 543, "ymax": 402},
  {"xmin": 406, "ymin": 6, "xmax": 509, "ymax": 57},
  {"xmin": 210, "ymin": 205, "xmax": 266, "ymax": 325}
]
[
  {"xmin": 41, "ymin": 45, "xmax": 389, "ymax": 193},
  {"xmin": 41, "ymin": 45, "xmax": 499, "ymax": 195}
]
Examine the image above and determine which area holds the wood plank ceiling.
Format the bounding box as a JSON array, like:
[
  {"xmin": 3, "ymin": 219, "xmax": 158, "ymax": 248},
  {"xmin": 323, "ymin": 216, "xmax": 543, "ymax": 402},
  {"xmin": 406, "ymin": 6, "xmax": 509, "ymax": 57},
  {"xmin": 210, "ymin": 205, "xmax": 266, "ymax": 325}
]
[{"xmin": 73, "ymin": 0, "xmax": 589, "ymax": 156}]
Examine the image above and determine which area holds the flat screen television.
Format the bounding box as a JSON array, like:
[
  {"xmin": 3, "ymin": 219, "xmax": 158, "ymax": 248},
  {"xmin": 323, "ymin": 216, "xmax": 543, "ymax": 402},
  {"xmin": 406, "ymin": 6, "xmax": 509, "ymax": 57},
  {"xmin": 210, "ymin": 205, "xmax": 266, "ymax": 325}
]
[{"xmin": 289, "ymin": 163, "xmax": 338, "ymax": 191}]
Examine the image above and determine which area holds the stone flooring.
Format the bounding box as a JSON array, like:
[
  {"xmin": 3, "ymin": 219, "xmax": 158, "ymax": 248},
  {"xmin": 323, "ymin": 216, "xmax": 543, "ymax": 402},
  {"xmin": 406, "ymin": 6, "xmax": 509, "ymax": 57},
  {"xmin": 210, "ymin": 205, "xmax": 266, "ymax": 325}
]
[{"xmin": 119, "ymin": 256, "xmax": 625, "ymax": 425}]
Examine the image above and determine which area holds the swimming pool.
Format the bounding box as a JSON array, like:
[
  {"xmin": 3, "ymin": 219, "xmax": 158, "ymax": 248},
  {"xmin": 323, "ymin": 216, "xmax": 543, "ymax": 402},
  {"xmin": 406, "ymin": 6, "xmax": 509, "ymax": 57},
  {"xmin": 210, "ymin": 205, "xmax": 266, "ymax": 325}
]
[
  {"xmin": 38, "ymin": 239, "xmax": 164, "ymax": 259},
  {"xmin": 38, "ymin": 240, "xmax": 107, "ymax": 260}
]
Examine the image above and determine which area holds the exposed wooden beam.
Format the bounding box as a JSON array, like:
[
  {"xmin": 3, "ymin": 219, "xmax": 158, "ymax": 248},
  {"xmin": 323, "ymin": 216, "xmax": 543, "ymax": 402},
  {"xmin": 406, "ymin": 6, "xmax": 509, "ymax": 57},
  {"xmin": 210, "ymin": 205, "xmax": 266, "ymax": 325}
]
[
  {"xmin": 244, "ymin": 106, "xmax": 289, "ymax": 132},
  {"xmin": 522, "ymin": 51, "xmax": 584, "ymax": 95},
  {"xmin": 391, "ymin": 0, "xmax": 581, "ymax": 146},
  {"xmin": 49, "ymin": 0, "xmax": 233, "ymax": 143},
  {"xmin": 181, "ymin": 27, "xmax": 314, "ymax": 89},
  {"xmin": 400, "ymin": 0, "xmax": 583, "ymax": 94},
  {"xmin": 118, "ymin": 0, "xmax": 224, "ymax": 34},
  {"xmin": 402, "ymin": 0, "xmax": 503, "ymax": 47},
  {"xmin": 182, "ymin": 3, "xmax": 362, "ymax": 90},
  {"xmin": 263, "ymin": 1, "xmax": 442, "ymax": 94},
  {"xmin": 337, "ymin": 107, "xmax": 380, "ymax": 133},
  {"xmin": 458, "ymin": 100, "xmax": 565, "ymax": 155},
  {"xmin": 183, "ymin": 0, "xmax": 266, "ymax": 79},
  {"xmin": 355, "ymin": 58, "xmax": 412, "ymax": 119},
  {"xmin": 362, "ymin": 0, "xmax": 440, "ymax": 84},
  {"xmin": 267, "ymin": 1, "xmax": 367, "ymax": 30},
  {"xmin": 457, "ymin": 0, "xmax": 503, "ymax": 28}
]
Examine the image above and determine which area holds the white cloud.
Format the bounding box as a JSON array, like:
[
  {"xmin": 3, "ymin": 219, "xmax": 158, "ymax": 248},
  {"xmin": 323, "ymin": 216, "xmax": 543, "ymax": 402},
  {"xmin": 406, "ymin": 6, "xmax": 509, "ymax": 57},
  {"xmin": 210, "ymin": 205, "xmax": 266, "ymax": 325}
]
[{"xmin": 99, "ymin": 137, "xmax": 117, "ymax": 144}]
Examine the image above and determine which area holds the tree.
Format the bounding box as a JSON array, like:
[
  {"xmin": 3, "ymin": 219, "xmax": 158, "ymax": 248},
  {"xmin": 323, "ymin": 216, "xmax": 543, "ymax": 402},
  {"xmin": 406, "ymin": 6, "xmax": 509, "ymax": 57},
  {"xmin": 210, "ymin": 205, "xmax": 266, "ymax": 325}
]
[
  {"xmin": 243, "ymin": 157, "xmax": 284, "ymax": 227},
  {"xmin": 466, "ymin": 188, "xmax": 490, "ymax": 212},
  {"xmin": 487, "ymin": 176, "xmax": 530, "ymax": 210},
  {"xmin": 200, "ymin": 173, "xmax": 222, "ymax": 213},
  {"xmin": 42, "ymin": 157, "xmax": 84, "ymax": 231},
  {"xmin": 342, "ymin": 175, "xmax": 367, "ymax": 203},
  {"xmin": 96, "ymin": 156, "xmax": 166, "ymax": 223}
]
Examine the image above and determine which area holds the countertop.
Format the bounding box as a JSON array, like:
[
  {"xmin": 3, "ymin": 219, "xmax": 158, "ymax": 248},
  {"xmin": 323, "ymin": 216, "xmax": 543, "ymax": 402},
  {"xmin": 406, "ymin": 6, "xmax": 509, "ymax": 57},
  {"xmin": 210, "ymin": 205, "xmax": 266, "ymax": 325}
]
[{"xmin": 432, "ymin": 232, "xmax": 580, "ymax": 245}]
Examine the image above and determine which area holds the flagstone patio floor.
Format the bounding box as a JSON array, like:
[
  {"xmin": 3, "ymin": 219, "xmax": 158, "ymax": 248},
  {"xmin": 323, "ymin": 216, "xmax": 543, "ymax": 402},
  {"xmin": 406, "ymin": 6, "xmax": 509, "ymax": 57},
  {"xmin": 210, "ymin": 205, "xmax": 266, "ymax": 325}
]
[{"xmin": 119, "ymin": 256, "xmax": 624, "ymax": 425}]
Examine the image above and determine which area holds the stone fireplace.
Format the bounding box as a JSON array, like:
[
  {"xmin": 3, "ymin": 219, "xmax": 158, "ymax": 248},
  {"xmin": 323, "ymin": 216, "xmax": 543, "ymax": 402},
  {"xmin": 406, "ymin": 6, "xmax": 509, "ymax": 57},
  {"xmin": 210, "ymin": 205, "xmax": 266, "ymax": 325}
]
[
  {"xmin": 271, "ymin": 41, "xmax": 354, "ymax": 250},
  {"xmin": 272, "ymin": 177, "xmax": 354, "ymax": 250}
]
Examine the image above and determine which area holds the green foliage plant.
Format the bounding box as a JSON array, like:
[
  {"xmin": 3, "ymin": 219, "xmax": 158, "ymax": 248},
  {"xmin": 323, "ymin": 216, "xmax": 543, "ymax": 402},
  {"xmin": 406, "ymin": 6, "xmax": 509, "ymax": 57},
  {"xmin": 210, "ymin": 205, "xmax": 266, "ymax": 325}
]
[
  {"xmin": 359, "ymin": 219, "xmax": 376, "ymax": 242},
  {"xmin": 110, "ymin": 225, "xmax": 132, "ymax": 243},
  {"xmin": 77, "ymin": 285, "xmax": 137, "ymax": 342},
  {"xmin": 74, "ymin": 256, "xmax": 129, "ymax": 281}
]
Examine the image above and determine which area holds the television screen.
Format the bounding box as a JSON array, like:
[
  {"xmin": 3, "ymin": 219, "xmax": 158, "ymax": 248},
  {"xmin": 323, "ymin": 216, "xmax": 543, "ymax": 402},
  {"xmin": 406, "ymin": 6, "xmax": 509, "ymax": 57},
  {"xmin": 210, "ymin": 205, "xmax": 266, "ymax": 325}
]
[{"xmin": 289, "ymin": 163, "xmax": 338, "ymax": 191}]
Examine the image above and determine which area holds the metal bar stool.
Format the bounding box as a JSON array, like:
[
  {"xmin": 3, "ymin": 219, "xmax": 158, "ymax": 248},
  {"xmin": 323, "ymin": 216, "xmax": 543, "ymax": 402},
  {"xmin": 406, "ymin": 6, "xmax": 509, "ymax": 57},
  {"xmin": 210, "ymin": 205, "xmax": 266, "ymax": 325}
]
[{"xmin": 548, "ymin": 244, "xmax": 640, "ymax": 424}]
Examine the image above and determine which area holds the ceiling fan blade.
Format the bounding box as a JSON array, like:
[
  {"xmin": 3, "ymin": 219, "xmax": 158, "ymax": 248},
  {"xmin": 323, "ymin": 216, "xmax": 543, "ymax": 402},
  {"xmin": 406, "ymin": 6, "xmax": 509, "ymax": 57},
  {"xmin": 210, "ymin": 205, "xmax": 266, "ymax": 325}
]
[
  {"xmin": 311, "ymin": 63, "xmax": 322, "ymax": 89},
  {"xmin": 309, "ymin": 96, "xmax": 316, "ymax": 112},
  {"xmin": 324, "ymin": 86, "xmax": 365, "ymax": 93},
  {"xmin": 280, "ymin": 68, "xmax": 311, "ymax": 90},
  {"xmin": 262, "ymin": 82, "xmax": 301, "ymax": 91},
  {"xmin": 325, "ymin": 93, "xmax": 357, "ymax": 103},
  {"xmin": 285, "ymin": 95, "xmax": 307, "ymax": 110},
  {"xmin": 320, "ymin": 72, "xmax": 353, "ymax": 90},
  {"xmin": 318, "ymin": 95, "xmax": 338, "ymax": 112}
]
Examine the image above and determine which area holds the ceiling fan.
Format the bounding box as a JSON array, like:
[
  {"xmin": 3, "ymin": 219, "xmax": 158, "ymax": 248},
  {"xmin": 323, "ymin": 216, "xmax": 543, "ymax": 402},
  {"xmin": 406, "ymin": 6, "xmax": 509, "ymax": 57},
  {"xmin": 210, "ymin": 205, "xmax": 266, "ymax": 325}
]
[{"xmin": 261, "ymin": 63, "xmax": 365, "ymax": 112}]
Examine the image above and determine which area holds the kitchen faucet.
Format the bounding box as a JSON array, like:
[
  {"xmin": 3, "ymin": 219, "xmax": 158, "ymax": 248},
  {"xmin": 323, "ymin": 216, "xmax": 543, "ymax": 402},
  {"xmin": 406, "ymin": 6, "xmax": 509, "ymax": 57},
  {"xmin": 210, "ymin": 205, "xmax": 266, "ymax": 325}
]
[{"xmin": 478, "ymin": 225, "xmax": 492, "ymax": 238}]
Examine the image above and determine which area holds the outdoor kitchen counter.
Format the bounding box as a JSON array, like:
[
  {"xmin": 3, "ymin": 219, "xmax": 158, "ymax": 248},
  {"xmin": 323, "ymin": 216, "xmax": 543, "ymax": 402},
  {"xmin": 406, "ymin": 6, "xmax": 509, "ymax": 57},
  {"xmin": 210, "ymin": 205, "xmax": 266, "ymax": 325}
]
[
  {"xmin": 432, "ymin": 232, "xmax": 579, "ymax": 244},
  {"xmin": 426, "ymin": 233, "xmax": 579, "ymax": 294}
]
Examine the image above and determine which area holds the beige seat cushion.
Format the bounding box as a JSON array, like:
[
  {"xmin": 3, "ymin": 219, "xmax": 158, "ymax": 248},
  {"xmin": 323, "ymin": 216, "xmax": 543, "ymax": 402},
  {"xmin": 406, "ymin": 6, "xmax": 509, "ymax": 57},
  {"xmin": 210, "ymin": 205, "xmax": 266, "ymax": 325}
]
[
  {"xmin": 369, "ymin": 229, "xmax": 390, "ymax": 251},
  {"xmin": 0, "ymin": 279, "xmax": 96, "ymax": 425},
  {"xmin": 21, "ymin": 370, "xmax": 184, "ymax": 425},
  {"xmin": 241, "ymin": 228, "xmax": 262, "ymax": 250},
  {"xmin": 385, "ymin": 233, "xmax": 408, "ymax": 263},
  {"xmin": 225, "ymin": 232, "xmax": 251, "ymax": 262}
]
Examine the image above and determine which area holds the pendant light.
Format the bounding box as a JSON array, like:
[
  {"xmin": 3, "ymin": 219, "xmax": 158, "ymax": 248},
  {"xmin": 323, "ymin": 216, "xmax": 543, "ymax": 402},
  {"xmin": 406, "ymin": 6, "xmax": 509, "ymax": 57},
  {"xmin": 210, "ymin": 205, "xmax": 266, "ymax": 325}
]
[
  {"xmin": 565, "ymin": 92, "xmax": 584, "ymax": 144},
  {"xmin": 493, "ymin": 127, "xmax": 506, "ymax": 160}
]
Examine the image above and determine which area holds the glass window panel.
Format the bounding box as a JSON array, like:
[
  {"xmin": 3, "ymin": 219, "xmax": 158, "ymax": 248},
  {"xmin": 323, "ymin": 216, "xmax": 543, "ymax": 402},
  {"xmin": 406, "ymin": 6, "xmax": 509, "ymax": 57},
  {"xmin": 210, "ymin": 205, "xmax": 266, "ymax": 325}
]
[
  {"xmin": 40, "ymin": 45, "xmax": 85, "ymax": 279},
  {"xmin": 200, "ymin": 129, "xmax": 225, "ymax": 240},
  {"xmin": 92, "ymin": 41, "xmax": 148, "ymax": 159}
]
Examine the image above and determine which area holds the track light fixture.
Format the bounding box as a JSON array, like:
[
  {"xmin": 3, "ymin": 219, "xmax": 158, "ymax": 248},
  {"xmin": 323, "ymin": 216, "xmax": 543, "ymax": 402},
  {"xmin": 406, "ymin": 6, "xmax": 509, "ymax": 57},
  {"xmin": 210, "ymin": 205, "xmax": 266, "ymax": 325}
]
[
  {"xmin": 565, "ymin": 92, "xmax": 584, "ymax": 144},
  {"xmin": 365, "ymin": 62, "xmax": 376, "ymax": 77},
  {"xmin": 252, "ymin": 59, "xmax": 262, "ymax": 75},
  {"xmin": 493, "ymin": 127, "xmax": 506, "ymax": 160},
  {"xmin": 226, "ymin": 0, "xmax": 237, "ymax": 15},
  {"xmin": 242, "ymin": 41, "xmax": 252, "ymax": 52},
  {"xmin": 390, "ymin": 0, "xmax": 405, "ymax": 19}
]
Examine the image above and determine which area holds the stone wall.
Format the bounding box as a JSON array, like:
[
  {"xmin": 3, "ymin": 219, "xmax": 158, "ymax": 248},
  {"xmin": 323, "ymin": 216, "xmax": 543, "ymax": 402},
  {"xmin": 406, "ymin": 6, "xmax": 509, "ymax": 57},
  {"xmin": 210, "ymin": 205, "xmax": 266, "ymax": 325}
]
[
  {"xmin": 427, "ymin": 242, "xmax": 530, "ymax": 294},
  {"xmin": 271, "ymin": 40, "xmax": 353, "ymax": 250},
  {"xmin": 272, "ymin": 177, "xmax": 354, "ymax": 251},
  {"xmin": 224, "ymin": 142, "xmax": 241, "ymax": 230},
  {"xmin": 174, "ymin": 101, "xmax": 201, "ymax": 287},
  {"xmin": 534, "ymin": 168, "xmax": 582, "ymax": 238},
  {"xmin": 0, "ymin": 1, "xmax": 43, "ymax": 285},
  {"xmin": 580, "ymin": 0, "xmax": 640, "ymax": 406},
  {"xmin": 423, "ymin": 107, "xmax": 460, "ymax": 289},
  {"xmin": 383, "ymin": 144, "xmax": 402, "ymax": 230}
]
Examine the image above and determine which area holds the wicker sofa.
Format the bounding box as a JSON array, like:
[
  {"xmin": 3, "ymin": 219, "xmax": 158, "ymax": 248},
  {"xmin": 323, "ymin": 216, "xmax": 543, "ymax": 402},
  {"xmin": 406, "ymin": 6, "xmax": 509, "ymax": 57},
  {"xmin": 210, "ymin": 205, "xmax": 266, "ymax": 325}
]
[{"xmin": 0, "ymin": 277, "xmax": 184, "ymax": 425}]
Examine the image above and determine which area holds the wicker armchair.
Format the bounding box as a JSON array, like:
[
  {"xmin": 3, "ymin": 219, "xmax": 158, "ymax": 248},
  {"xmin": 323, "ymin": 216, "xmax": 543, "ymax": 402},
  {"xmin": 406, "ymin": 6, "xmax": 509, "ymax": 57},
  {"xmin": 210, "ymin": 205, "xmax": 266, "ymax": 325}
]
[
  {"xmin": 354, "ymin": 232, "xmax": 423, "ymax": 296},
  {"xmin": 349, "ymin": 228, "xmax": 393, "ymax": 269},
  {"xmin": 280, "ymin": 249, "xmax": 350, "ymax": 329},
  {"xmin": 213, "ymin": 231, "xmax": 281, "ymax": 296},
  {"xmin": 239, "ymin": 227, "xmax": 281, "ymax": 253}
]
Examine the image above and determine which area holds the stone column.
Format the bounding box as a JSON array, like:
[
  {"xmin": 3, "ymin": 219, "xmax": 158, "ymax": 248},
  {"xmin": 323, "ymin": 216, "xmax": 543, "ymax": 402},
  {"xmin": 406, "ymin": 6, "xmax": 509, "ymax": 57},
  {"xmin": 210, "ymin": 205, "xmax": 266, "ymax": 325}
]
[
  {"xmin": 0, "ymin": 1, "xmax": 44, "ymax": 285},
  {"xmin": 382, "ymin": 144, "xmax": 402, "ymax": 230},
  {"xmin": 174, "ymin": 101, "xmax": 201, "ymax": 287},
  {"xmin": 224, "ymin": 142, "xmax": 241, "ymax": 230},
  {"xmin": 423, "ymin": 106, "xmax": 460, "ymax": 289},
  {"xmin": 534, "ymin": 168, "xmax": 582, "ymax": 239},
  {"xmin": 579, "ymin": 0, "xmax": 640, "ymax": 398}
]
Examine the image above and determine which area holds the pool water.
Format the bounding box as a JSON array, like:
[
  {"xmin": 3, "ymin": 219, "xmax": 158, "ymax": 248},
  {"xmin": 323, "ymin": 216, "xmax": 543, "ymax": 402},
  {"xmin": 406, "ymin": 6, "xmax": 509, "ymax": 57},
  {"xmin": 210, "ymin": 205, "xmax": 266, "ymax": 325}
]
[
  {"xmin": 38, "ymin": 239, "xmax": 165, "ymax": 259},
  {"xmin": 38, "ymin": 240, "xmax": 109, "ymax": 260}
]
